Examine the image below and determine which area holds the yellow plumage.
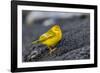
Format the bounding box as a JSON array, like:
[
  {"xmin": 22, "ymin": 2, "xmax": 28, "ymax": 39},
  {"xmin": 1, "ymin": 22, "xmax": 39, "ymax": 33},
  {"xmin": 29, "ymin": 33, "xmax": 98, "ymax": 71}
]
[{"xmin": 32, "ymin": 25, "xmax": 62, "ymax": 54}]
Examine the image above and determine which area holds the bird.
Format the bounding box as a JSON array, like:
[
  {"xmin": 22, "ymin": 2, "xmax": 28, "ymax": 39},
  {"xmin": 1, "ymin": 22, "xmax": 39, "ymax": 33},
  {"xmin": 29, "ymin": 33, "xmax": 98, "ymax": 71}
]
[{"xmin": 32, "ymin": 25, "xmax": 62, "ymax": 54}]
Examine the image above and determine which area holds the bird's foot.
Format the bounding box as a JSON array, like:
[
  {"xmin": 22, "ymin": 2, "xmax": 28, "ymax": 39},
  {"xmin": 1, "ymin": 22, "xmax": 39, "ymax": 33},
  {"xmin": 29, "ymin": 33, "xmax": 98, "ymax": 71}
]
[{"xmin": 49, "ymin": 48, "xmax": 57, "ymax": 55}]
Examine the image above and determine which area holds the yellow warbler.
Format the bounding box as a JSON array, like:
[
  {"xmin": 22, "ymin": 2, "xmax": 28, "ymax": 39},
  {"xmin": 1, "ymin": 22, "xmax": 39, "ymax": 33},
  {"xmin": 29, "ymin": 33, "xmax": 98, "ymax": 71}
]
[{"xmin": 32, "ymin": 25, "xmax": 62, "ymax": 54}]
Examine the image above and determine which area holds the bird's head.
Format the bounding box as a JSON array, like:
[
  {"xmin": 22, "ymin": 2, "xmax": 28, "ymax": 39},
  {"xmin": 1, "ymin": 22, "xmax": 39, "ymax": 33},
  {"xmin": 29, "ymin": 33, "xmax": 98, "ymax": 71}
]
[{"xmin": 52, "ymin": 25, "xmax": 61, "ymax": 33}]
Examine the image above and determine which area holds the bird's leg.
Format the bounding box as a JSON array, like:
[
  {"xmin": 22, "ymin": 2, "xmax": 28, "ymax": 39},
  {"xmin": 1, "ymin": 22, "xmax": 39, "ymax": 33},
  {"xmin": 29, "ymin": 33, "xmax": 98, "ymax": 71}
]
[
  {"xmin": 48, "ymin": 47, "xmax": 52, "ymax": 54},
  {"xmin": 48, "ymin": 46, "xmax": 56, "ymax": 55}
]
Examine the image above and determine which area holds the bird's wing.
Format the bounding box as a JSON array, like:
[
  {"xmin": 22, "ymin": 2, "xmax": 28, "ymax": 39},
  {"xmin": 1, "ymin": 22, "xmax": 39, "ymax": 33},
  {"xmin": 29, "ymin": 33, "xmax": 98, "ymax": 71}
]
[{"xmin": 39, "ymin": 30, "xmax": 55, "ymax": 42}]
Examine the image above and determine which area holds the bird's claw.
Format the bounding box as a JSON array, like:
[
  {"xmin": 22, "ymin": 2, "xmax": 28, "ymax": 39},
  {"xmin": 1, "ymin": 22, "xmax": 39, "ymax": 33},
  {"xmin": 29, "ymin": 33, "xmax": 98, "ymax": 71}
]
[{"xmin": 49, "ymin": 48, "xmax": 57, "ymax": 55}]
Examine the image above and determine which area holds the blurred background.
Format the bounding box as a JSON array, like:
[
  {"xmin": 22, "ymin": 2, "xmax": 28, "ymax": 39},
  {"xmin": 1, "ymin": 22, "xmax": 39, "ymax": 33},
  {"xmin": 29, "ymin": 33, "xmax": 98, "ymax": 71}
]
[{"xmin": 22, "ymin": 10, "xmax": 90, "ymax": 62}]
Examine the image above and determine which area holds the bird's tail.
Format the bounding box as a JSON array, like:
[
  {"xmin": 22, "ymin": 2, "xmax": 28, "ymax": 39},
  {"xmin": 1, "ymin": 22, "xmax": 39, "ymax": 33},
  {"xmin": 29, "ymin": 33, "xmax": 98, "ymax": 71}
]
[{"xmin": 32, "ymin": 40, "xmax": 40, "ymax": 44}]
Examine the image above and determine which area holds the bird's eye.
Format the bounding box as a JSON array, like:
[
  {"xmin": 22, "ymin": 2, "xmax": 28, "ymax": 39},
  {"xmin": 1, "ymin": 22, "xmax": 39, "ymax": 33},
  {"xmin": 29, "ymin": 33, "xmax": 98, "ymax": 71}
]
[{"xmin": 54, "ymin": 28, "xmax": 59, "ymax": 31}]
